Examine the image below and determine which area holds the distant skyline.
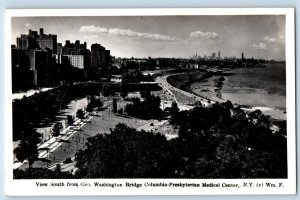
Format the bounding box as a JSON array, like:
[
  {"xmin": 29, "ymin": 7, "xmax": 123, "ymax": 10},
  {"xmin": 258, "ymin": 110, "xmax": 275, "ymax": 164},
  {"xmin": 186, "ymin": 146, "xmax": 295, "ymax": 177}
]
[{"xmin": 11, "ymin": 15, "xmax": 285, "ymax": 60}]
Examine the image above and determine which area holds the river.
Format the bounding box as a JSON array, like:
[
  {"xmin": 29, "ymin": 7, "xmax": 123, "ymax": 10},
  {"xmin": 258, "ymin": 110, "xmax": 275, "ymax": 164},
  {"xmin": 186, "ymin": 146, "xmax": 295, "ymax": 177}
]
[{"xmin": 191, "ymin": 63, "xmax": 286, "ymax": 120}]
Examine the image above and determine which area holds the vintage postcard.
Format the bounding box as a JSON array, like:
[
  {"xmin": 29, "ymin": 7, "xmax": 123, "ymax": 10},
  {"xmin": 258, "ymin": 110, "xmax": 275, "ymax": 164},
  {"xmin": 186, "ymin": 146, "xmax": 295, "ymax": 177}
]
[{"xmin": 5, "ymin": 8, "xmax": 296, "ymax": 195}]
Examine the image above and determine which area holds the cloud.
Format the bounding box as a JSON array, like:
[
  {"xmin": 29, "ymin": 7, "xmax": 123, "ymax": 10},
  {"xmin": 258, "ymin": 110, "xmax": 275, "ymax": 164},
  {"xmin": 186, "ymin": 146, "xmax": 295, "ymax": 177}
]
[
  {"xmin": 80, "ymin": 25, "xmax": 108, "ymax": 33},
  {"xmin": 79, "ymin": 25, "xmax": 176, "ymax": 41},
  {"xmin": 83, "ymin": 34, "xmax": 98, "ymax": 39},
  {"xmin": 250, "ymin": 42, "xmax": 267, "ymax": 50},
  {"xmin": 24, "ymin": 23, "xmax": 31, "ymax": 28},
  {"xmin": 190, "ymin": 30, "xmax": 219, "ymax": 40},
  {"xmin": 263, "ymin": 36, "xmax": 276, "ymax": 43}
]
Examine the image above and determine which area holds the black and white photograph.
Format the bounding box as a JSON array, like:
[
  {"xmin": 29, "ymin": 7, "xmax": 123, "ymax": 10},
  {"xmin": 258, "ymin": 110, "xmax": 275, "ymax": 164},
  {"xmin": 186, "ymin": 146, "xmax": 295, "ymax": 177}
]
[{"xmin": 5, "ymin": 8, "xmax": 296, "ymax": 195}]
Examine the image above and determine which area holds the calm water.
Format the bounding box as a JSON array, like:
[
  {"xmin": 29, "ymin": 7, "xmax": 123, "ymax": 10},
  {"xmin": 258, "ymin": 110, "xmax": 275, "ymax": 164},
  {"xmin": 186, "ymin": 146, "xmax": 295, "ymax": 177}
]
[{"xmin": 221, "ymin": 63, "xmax": 286, "ymax": 110}]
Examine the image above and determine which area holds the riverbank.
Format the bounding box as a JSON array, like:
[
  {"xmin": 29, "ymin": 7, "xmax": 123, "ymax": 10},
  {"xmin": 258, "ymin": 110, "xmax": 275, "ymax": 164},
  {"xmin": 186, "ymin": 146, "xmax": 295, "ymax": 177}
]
[
  {"xmin": 166, "ymin": 69, "xmax": 286, "ymax": 120},
  {"xmin": 166, "ymin": 70, "xmax": 231, "ymax": 103},
  {"xmin": 190, "ymin": 74, "xmax": 226, "ymax": 103}
]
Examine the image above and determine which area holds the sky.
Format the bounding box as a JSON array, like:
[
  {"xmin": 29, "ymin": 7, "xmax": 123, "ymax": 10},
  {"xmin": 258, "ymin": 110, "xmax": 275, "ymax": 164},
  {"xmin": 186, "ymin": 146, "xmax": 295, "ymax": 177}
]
[{"xmin": 11, "ymin": 15, "xmax": 285, "ymax": 60}]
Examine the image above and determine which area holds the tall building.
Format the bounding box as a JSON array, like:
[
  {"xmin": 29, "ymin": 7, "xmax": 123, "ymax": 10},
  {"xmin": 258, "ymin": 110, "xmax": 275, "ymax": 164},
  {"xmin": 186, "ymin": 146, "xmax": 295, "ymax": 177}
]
[
  {"xmin": 16, "ymin": 35, "xmax": 29, "ymax": 50},
  {"xmin": 26, "ymin": 48, "xmax": 53, "ymax": 86},
  {"xmin": 63, "ymin": 40, "xmax": 87, "ymax": 55},
  {"xmin": 16, "ymin": 30, "xmax": 39, "ymax": 50},
  {"xmin": 57, "ymin": 43, "xmax": 63, "ymax": 55},
  {"xmin": 100, "ymin": 46, "xmax": 106, "ymax": 63},
  {"xmin": 53, "ymin": 54, "xmax": 69, "ymax": 65},
  {"xmin": 27, "ymin": 48, "xmax": 52, "ymax": 71},
  {"xmin": 91, "ymin": 43, "xmax": 109, "ymax": 67},
  {"xmin": 60, "ymin": 40, "xmax": 89, "ymax": 69},
  {"xmin": 242, "ymin": 52, "xmax": 246, "ymax": 63},
  {"xmin": 105, "ymin": 50, "xmax": 111, "ymax": 64},
  {"xmin": 218, "ymin": 51, "xmax": 221, "ymax": 59},
  {"xmin": 90, "ymin": 43, "xmax": 111, "ymax": 78},
  {"xmin": 66, "ymin": 55, "xmax": 84, "ymax": 69},
  {"xmin": 36, "ymin": 28, "xmax": 57, "ymax": 54},
  {"xmin": 16, "ymin": 28, "xmax": 57, "ymax": 54},
  {"xmin": 11, "ymin": 46, "xmax": 30, "ymax": 69},
  {"xmin": 212, "ymin": 52, "xmax": 216, "ymax": 59},
  {"xmin": 91, "ymin": 43, "xmax": 102, "ymax": 67}
]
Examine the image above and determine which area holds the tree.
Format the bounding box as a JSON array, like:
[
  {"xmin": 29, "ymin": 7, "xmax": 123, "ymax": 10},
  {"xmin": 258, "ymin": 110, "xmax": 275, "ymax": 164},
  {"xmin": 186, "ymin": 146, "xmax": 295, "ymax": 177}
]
[
  {"xmin": 76, "ymin": 109, "xmax": 85, "ymax": 120},
  {"xmin": 113, "ymin": 99, "xmax": 117, "ymax": 113},
  {"xmin": 124, "ymin": 95, "xmax": 162, "ymax": 120},
  {"xmin": 67, "ymin": 115, "xmax": 74, "ymax": 126},
  {"xmin": 121, "ymin": 69, "xmax": 143, "ymax": 83},
  {"xmin": 86, "ymin": 103, "xmax": 94, "ymax": 112},
  {"xmin": 170, "ymin": 101, "xmax": 180, "ymax": 124},
  {"xmin": 102, "ymin": 84, "xmax": 116, "ymax": 97},
  {"xmin": 13, "ymin": 168, "xmax": 73, "ymax": 179},
  {"xmin": 248, "ymin": 109, "xmax": 263, "ymax": 121},
  {"xmin": 87, "ymin": 95, "xmax": 96, "ymax": 103},
  {"xmin": 120, "ymin": 84, "xmax": 128, "ymax": 98},
  {"xmin": 13, "ymin": 128, "xmax": 41, "ymax": 170},
  {"xmin": 140, "ymin": 87, "xmax": 151, "ymax": 99},
  {"xmin": 195, "ymin": 101, "xmax": 202, "ymax": 107},
  {"xmin": 170, "ymin": 101, "xmax": 179, "ymax": 116},
  {"xmin": 94, "ymin": 98, "xmax": 103, "ymax": 109},
  {"xmin": 86, "ymin": 97, "xmax": 103, "ymax": 112},
  {"xmin": 52, "ymin": 122, "xmax": 62, "ymax": 137},
  {"xmin": 215, "ymin": 136, "xmax": 243, "ymax": 178},
  {"xmin": 75, "ymin": 123, "xmax": 181, "ymax": 178},
  {"xmin": 55, "ymin": 164, "xmax": 61, "ymax": 172},
  {"xmin": 117, "ymin": 108, "xmax": 123, "ymax": 114}
]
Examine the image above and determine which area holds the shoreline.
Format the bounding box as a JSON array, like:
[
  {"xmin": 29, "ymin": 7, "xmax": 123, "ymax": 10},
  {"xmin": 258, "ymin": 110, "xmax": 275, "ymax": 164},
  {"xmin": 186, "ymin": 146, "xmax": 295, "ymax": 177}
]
[
  {"xmin": 166, "ymin": 70, "xmax": 286, "ymax": 120},
  {"xmin": 168, "ymin": 71, "xmax": 231, "ymax": 103}
]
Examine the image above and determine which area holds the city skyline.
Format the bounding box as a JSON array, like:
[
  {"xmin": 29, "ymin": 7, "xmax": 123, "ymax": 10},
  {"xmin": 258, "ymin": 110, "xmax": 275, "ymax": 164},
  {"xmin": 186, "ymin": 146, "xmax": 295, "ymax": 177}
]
[{"xmin": 12, "ymin": 15, "xmax": 285, "ymax": 60}]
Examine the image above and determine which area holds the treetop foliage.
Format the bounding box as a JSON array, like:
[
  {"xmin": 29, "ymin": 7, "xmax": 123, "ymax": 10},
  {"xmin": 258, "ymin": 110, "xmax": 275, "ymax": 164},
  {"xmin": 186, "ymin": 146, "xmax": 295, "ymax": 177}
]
[
  {"xmin": 122, "ymin": 69, "xmax": 143, "ymax": 84},
  {"xmin": 75, "ymin": 123, "xmax": 180, "ymax": 178},
  {"xmin": 13, "ymin": 91, "xmax": 287, "ymax": 179},
  {"xmin": 125, "ymin": 94, "xmax": 162, "ymax": 120},
  {"xmin": 74, "ymin": 101, "xmax": 287, "ymax": 179}
]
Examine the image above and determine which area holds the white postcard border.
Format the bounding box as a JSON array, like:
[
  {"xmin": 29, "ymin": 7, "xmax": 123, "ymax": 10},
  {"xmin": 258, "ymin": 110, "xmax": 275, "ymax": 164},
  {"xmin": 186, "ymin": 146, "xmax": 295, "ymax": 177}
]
[{"xmin": 4, "ymin": 8, "xmax": 296, "ymax": 196}]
